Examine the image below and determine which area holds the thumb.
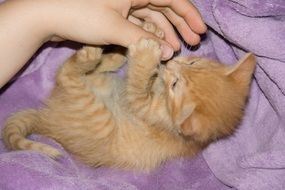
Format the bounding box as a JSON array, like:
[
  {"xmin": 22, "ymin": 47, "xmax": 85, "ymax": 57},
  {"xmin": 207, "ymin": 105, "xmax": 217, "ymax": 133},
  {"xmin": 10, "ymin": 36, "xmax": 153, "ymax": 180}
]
[{"xmin": 108, "ymin": 15, "xmax": 174, "ymax": 60}]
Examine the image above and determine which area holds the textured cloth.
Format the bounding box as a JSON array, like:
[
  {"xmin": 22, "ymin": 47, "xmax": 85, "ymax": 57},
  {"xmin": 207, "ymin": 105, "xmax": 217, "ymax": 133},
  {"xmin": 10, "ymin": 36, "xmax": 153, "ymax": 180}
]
[
  {"xmin": 1, "ymin": 0, "xmax": 285, "ymax": 189},
  {"xmin": 191, "ymin": 0, "xmax": 285, "ymax": 190}
]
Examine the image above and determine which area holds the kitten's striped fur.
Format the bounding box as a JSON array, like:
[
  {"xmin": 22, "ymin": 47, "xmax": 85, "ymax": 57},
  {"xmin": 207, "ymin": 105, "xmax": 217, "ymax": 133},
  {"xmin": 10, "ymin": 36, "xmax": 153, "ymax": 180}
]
[{"xmin": 2, "ymin": 38, "xmax": 256, "ymax": 170}]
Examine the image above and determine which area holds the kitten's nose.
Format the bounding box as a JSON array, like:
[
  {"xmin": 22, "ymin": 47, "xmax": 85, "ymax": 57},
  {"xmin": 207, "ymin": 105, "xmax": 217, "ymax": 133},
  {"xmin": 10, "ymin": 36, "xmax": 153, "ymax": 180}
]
[{"xmin": 166, "ymin": 61, "xmax": 177, "ymax": 70}]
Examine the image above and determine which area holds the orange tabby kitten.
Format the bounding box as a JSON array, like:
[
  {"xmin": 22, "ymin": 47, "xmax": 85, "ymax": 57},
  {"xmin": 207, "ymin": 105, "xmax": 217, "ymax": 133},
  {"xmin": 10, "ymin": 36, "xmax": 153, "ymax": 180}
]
[{"xmin": 2, "ymin": 38, "xmax": 256, "ymax": 171}]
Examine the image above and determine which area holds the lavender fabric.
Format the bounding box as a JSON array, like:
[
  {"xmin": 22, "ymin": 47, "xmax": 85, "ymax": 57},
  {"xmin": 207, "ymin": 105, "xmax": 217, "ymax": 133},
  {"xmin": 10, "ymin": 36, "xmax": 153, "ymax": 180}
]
[
  {"xmin": 0, "ymin": 0, "xmax": 284, "ymax": 189},
  {"xmin": 191, "ymin": 0, "xmax": 285, "ymax": 190}
]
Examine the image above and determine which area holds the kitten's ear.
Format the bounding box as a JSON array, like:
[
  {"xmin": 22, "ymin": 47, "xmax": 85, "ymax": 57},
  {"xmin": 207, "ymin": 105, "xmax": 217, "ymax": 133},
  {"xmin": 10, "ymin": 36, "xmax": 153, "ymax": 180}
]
[
  {"xmin": 176, "ymin": 104, "xmax": 196, "ymax": 125},
  {"xmin": 180, "ymin": 114, "xmax": 196, "ymax": 136},
  {"xmin": 177, "ymin": 104, "xmax": 197, "ymax": 136},
  {"xmin": 225, "ymin": 53, "xmax": 256, "ymax": 84}
]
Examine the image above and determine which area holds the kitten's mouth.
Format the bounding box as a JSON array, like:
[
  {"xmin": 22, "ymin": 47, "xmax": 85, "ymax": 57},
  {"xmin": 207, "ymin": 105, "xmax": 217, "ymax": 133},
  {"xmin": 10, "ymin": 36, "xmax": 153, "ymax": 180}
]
[
  {"xmin": 158, "ymin": 61, "xmax": 179, "ymax": 78},
  {"xmin": 157, "ymin": 63, "xmax": 166, "ymax": 76}
]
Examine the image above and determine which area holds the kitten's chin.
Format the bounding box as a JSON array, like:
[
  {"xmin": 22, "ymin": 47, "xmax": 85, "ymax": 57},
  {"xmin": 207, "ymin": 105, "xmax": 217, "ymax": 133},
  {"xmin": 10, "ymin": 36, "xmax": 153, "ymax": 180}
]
[
  {"xmin": 158, "ymin": 64, "xmax": 166, "ymax": 76},
  {"xmin": 157, "ymin": 63, "xmax": 173, "ymax": 83}
]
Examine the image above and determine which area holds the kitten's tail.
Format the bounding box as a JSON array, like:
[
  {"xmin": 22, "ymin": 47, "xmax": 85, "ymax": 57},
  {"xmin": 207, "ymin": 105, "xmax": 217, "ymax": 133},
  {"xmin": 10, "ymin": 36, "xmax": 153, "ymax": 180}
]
[{"xmin": 2, "ymin": 109, "xmax": 61, "ymax": 158}]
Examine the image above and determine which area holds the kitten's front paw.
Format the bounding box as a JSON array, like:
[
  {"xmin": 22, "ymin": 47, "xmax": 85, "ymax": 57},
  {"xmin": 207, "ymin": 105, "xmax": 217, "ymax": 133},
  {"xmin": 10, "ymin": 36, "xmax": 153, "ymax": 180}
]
[
  {"xmin": 128, "ymin": 39, "xmax": 162, "ymax": 60},
  {"xmin": 76, "ymin": 46, "xmax": 103, "ymax": 63}
]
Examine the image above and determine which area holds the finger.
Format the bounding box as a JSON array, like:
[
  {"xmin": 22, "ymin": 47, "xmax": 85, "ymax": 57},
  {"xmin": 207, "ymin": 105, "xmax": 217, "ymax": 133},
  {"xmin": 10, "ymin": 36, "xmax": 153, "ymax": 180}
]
[
  {"xmin": 108, "ymin": 12, "xmax": 174, "ymax": 60},
  {"xmin": 128, "ymin": 15, "xmax": 165, "ymax": 40},
  {"xmin": 49, "ymin": 36, "xmax": 65, "ymax": 42},
  {"xmin": 142, "ymin": 22, "xmax": 165, "ymax": 39},
  {"xmin": 128, "ymin": 15, "xmax": 164, "ymax": 39},
  {"xmin": 131, "ymin": 8, "xmax": 181, "ymax": 50},
  {"xmin": 159, "ymin": 7, "xmax": 201, "ymax": 45},
  {"xmin": 128, "ymin": 15, "xmax": 143, "ymax": 26},
  {"xmin": 131, "ymin": 0, "xmax": 207, "ymax": 33}
]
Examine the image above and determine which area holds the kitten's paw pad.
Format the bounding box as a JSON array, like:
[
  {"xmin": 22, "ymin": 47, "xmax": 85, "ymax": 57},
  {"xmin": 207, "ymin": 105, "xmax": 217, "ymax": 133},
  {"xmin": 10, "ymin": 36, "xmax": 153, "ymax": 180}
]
[
  {"xmin": 97, "ymin": 53, "xmax": 126, "ymax": 72},
  {"xmin": 142, "ymin": 22, "xmax": 164, "ymax": 39},
  {"xmin": 76, "ymin": 46, "xmax": 103, "ymax": 63},
  {"xmin": 129, "ymin": 39, "xmax": 161, "ymax": 58},
  {"xmin": 102, "ymin": 53, "xmax": 126, "ymax": 65}
]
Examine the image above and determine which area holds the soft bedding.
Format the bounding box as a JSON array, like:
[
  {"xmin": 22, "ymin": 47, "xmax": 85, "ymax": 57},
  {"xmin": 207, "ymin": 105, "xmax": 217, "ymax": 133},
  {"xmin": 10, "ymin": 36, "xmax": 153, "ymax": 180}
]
[{"xmin": 0, "ymin": 0, "xmax": 284, "ymax": 189}]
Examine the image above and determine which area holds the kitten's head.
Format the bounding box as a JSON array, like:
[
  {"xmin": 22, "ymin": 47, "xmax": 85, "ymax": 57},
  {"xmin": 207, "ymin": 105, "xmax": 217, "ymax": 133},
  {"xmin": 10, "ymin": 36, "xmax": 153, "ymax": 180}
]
[{"xmin": 159, "ymin": 53, "xmax": 256, "ymax": 145}]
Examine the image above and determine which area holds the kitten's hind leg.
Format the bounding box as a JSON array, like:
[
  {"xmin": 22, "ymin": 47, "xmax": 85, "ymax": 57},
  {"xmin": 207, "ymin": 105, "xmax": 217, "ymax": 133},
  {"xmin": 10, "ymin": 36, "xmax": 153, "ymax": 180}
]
[
  {"xmin": 96, "ymin": 53, "xmax": 126, "ymax": 73},
  {"xmin": 56, "ymin": 46, "xmax": 103, "ymax": 88},
  {"xmin": 75, "ymin": 46, "xmax": 103, "ymax": 73}
]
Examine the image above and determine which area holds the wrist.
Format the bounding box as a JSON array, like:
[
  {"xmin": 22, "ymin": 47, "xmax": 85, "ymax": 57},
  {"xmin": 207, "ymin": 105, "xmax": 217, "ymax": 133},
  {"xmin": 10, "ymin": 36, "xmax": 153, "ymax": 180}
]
[
  {"xmin": 0, "ymin": 0, "xmax": 55, "ymax": 87},
  {"xmin": 2, "ymin": 0, "xmax": 53, "ymax": 42}
]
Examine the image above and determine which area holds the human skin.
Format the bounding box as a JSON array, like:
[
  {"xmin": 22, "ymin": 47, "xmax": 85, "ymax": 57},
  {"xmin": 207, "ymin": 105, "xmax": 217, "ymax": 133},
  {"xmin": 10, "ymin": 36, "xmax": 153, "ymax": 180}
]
[{"xmin": 0, "ymin": 0, "xmax": 206, "ymax": 88}]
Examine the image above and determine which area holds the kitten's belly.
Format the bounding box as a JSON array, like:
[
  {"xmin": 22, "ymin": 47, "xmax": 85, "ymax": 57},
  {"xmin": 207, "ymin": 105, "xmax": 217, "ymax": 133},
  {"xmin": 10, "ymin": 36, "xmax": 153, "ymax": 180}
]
[
  {"xmin": 94, "ymin": 75, "xmax": 125, "ymax": 114},
  {"xmin": 39, "ymin": 75, "xmax": 189, "ymax": 170}
]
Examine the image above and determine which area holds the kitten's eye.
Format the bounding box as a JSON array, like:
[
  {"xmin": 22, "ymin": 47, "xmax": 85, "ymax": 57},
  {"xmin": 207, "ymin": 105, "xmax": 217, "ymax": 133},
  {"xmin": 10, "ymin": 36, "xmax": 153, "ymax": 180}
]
[
  {"xmin": 171, "ymin": 78, "xmax": 179, "ymax": 89},
  {"xmin": 189, "ymin": 58, "xmax": 200, "ymax": 65}
]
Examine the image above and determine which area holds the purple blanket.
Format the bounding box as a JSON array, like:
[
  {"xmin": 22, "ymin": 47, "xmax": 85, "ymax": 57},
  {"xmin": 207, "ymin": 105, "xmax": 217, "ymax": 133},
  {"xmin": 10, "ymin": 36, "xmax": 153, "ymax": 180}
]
[{"xmin": 1, "ymin": 0, "xmax": 284, "ymax": 189}]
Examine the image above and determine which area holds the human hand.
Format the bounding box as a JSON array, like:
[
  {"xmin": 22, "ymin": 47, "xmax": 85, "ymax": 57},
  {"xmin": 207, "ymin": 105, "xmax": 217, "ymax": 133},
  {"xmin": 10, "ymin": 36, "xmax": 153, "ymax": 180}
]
[
  {"xmin": 0, "ymin": 0, "xmax": 206, "ymax": 88},
  {"xmin": 43, "ymin": 0, "xmax": 206, "ymax": 60}
]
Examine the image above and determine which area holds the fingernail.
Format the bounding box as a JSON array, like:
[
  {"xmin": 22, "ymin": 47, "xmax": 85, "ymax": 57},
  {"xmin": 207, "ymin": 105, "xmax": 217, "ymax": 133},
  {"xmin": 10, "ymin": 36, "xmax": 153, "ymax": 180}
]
[{"xmin": 161, "ymin": 45, "xmax": 174, "ymax": 60}]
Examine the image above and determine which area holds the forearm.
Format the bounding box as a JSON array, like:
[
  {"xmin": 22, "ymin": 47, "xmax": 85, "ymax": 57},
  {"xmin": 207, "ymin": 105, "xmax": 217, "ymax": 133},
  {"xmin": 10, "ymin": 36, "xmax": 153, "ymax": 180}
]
[
  {"xmin": 0, "ymin": 0, "xmax": 206, "ymax": 88},
  {"xmin": 127, "ymin": 62, "xmax": 157, "ymax": 96},
  {"xmin": 0, "ymin": 0, "xmax": 50, "ymax": 88},
  {"xmin": 126, "ymin": 58, "xmax": 159, "ymax": 120}
]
